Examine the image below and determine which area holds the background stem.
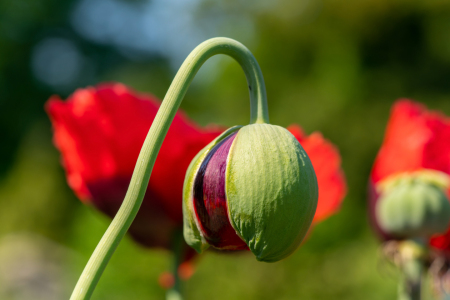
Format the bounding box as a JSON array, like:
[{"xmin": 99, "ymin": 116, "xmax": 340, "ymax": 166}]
[
  {"xmin": 398, "ymin": 240, "xmax": 425, "ymax": 300},
  {"xmin": 166, "ymin": 229, "xmax": 184, "ymax": 300},
  {"xmin": 442, "ymin": 289, "xmax": 450, "ymax": 300},
  {"xmin": 70, "ymin": 37, "xmax": 268, "ymax": 300}
]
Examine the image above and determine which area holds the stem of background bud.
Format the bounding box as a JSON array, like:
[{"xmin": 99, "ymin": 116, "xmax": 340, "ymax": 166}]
[
  {"xmin": 441, "ymin": 285, "xmax": 450, "ymax": 300},
  {"xmin": 166, "ymin": 229, "xmax": 184, "ymax": 300},
  {"xmin": 398, "ymin": 240, "xmax": 426, "ymax": 300},
  {"xmin": 70, "ymin": 37, "xmax": 268, "ymax": 300}
]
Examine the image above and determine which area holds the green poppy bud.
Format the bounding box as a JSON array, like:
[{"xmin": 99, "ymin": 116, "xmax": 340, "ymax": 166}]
[
  {"xmin": 183, "ymin": 123, "xmax": 318, "ymax": 262},
  {"xmin": 375, "ymin": 170, "xmax": 450, "ymax": 238}
]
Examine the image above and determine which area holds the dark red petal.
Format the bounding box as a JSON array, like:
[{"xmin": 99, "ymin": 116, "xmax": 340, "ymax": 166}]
[
  {"xmin": 193, "ymin": 132, "xmax": 248, "ymax": 250},
  {"xmin": 288, "ymin": 125, "xmax": 347, "ymax": 223}
]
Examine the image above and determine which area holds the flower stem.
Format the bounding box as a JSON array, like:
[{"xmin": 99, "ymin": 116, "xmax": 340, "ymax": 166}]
[
  {"xmin": 398, "ymin": 240, "xmax": 426, "ymax": 300},
  {"xmin": 166, "ymin": 229, "xmax": 184, "ymax": 300},
  {"xmin": 69, "ymin": 37, "xmax": 268, "ymax": 300}
]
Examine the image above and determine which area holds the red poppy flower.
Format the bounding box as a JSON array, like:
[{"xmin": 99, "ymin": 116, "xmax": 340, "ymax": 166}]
[
  {"xmin": 369, "ymin": 99, "xmax": 450, "ymax": 252},
  {"xmin": 45, "ymin": 83, "xmax": 223, "ymax": 252},
  {"xmin": 288, "ymin": 125, "xmax": 347, "ymax": 223}
]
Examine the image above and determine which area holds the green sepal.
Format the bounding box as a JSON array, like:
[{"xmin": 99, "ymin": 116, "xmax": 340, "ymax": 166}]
[
  {"xmin": 182, "ymin": 126, "xmax": 242, "ymax": 253},
  {"xmin": 376, "ymin": 171, "xmax": 450, "ymax": 238},
  {"xmin": 226, "ymin": 124, "xmax": 318, "ymax": 262}
]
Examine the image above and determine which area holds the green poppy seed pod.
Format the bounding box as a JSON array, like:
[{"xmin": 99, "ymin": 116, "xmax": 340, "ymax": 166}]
[
  {"xmin": 375, "ymin": 170, "xmax": 450, "ymax": 238},
  {"xmin": 183, "ymin": 123, "xmax": 318, "ymax": 262}
]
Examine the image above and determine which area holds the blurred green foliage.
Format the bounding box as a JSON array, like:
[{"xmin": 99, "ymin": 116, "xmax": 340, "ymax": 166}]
[{"xmin": 2, "ymin": 0, "xmax": 450, "ymax": 299}]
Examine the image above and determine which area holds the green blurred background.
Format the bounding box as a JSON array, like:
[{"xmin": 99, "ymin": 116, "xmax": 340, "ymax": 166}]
[{"xmin": 1, "ymin": 0, "xmax": 450, "ymax": 299}]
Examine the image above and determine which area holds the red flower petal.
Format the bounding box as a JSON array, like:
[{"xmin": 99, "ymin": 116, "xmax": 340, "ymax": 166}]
[
  {"xmin": 46, "ymin": 83, "xmax": 223, "ymax": 249},
  {"xmin": 430, "ymin": 229, "xmax": 450, "ymax": 251},
  {"xmin": 288, "ymin": 125, "xmax": 347, "ymax": 223},
  {"xmin": 371, "ymin": 99, "xmax": 450, "ymax": 184}
]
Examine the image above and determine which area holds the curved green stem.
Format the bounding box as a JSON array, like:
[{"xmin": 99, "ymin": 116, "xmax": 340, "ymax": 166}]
[{"xmin": 70, "ymin": 37, "xmax": 268, "ymax": 300}]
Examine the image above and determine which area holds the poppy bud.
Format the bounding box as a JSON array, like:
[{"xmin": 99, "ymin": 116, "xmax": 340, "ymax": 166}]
[
  {"xmin": 183, "ymin": 123, "xmax": 318, "ymax": 262},
  {"xmin": 375, "ymin": 170, "xmax": 450, "ymax": 238}
]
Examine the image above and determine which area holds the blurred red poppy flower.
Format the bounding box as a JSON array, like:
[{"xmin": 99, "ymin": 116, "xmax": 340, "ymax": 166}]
[
  {"xmin": 369, "ymin": 99, "xmax": 450, "ymax": 252},
  {"xmin": 45, "ymin": 83, "xmax": 223, "ymax": 258},
  {"xmin": 288, "ymin": 125, "xmax": 347, "ymax": 224}
]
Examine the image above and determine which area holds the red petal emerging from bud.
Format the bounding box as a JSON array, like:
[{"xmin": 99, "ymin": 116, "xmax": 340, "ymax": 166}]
[{"xmin": 193, "ymin": 132, "xmax": 248, "ymax": 250}]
